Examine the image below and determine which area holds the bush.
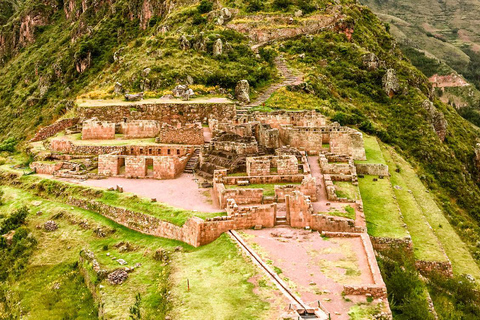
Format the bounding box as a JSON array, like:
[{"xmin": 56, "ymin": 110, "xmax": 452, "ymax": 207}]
[
  {"xmin": 273, "ymin": 0, "xmax": 293, "ymax": 10},
  {"xmin": 246, "ymin": 0, "xmax": 264, "ymax": 12},
  {"xmin": 0, "ymin": 206, "xmax": 29, "ymax": 235},
  {"xmin": 198, "ymin": 0, "xmax": 213, "ymax": 14},
  {"xmin": 0, "ymin": 137, "xmax": 16, "ymax": 152}
]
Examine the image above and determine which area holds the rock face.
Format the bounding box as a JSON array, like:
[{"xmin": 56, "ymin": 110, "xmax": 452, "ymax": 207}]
[
  {"xmin": 180, "ymin": 35, "xmax": 191, "ymax": 50},
  {"xmin": 362, "ymin": 53, "xmax": 384, "ymax": 71},
  {"xmin": 422, "ymin": 100, "xmax": 448, "ymax": 141},
  {"xmin": 172, "ymin": 85, "xmax": 195, "ymax": 100},
  {"xmin": 213, "ymin": 39, "xmax": 223, "ymax": 56},
  {"xmin": 114, "ymin": 82, "xmax": 124, "ymax": 95},
  {"xmin": 235, "ymin": 80, "xmax": 250, "ymax": 103},
  {"xmin": 382, "ymin": 69, "xmax": 400, "ymax": 98}
]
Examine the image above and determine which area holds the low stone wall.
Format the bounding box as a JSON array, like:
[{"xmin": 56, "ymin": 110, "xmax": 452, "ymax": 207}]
[
  {"xmin": 78, "ymin": 250, "xmax": 105, "ymax": 318},
  {"xmin": 415, "ymin": 260, "xmax": 453, "ymax": 277},
  {"xmin": 370, "ymin": 236, "xmax": 413, "ymax": 252},
  {"xmin": 30, "ymin": 162, "xmax": 64, "ymax": 175},
  {"xmin": 275, "ymin": 175, "xmax": 317, "ymax": 201},
  {"xmin": 157, "ymin": 123, "xmax": 204, "ymax": 145},
  {"xmin": 355, "ymin": 163, "xmax": 389, "ymax": 176},
  {"xmin": 222, "ymin": 174, "xmax": 305, "ymax": 185},
  {"xmin": 311, "ymin": 214, "xmax": 363, "ymax": 233},
  {"xmin": 213, "ymin": 182, "xmax": 264, "ymax": 209},
  {"xmin": 67, "ymin": 197, "xmax": 274, "ymax": 247},
  {"xmin": 78, "ymin": 102, "xmax": 236, "ymax": 124},
  {"xmin": 30, "ymin": 118, "xmax": 79, "ymax": 142}
]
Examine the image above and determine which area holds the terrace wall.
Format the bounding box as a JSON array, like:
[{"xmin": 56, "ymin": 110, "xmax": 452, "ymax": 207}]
[
  {"xmin": 125, "ymin": 156, "xmax": 147, "ymax": 178},
  {"xmin": 78, "ymin": 102, "xmax": 236, "ymax": 124},
  {"xmin": 30, "ymin": 162, "xmax": 64, "ymax": 175},
  {"xmin": 355, "ymin": 163, "xmax": 389, "ymax": 177},
  {"xmin": 30, "ymin": 118, "xmax": 79, "ymax": 142}
]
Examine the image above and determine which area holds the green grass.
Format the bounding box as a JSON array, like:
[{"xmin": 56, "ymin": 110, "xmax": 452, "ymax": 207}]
[
  {"xmin": 358, "ymin": 175, "xmax": 408, "ymax": 238},
  {"xmin": 0, "ymin": 186, "xmax": 187, "ymax": 319},
  {"xmin": 355, "ymin": 135, "xmax": 386, "ymax": 165},
  {"xmin": 61, "ymin": 133, "xmax": 158, "ymax": 146},
  {"xmin": 226, "ymin": 183, "xmax": 300, "ymax": 197},
  {"xmin": 383, "ymin": 146, "xmax": 480, "ymax": 279},
  {"xmin": 381, "ymin": 146, "xmax": 447, "ymax": 262},
  {"xmin": 170, "ymin": 234, "xmax": 279, "ymax": 320},
  {"xmin": 333, "ymin": 181, "xmax": 361, "ymax": 201},
  {"xmin": 322, "ymin": 205, "xmax": 356, "ymax": 220}
]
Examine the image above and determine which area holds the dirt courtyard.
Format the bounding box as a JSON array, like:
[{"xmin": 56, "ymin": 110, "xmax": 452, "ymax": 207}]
[
  {"xmin": 241, "ymin": 228, "xmax": 375, "ymax": 319},
  {"xmin": 56, "ymin": 174, "xmax": 220, "ymax": 213}
]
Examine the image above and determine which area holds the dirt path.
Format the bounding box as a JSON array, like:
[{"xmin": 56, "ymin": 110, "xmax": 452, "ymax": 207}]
[
  {"xmin": 246, "ymin": 56, "xmax": 304, "ymax": 108},
  {"xmin": 58, "ymin": 175, "xmax": 219, "ymax": 213},
  {"xmin": 242, "ymin": 228, "xmax": 376, "ymax": 319}
]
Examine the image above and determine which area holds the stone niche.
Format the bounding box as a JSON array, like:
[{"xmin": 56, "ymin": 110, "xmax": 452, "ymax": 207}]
[
  {"xmin": 156, "ymin": 122, "xmax": 204, "ymax": 145},
  {"xmin": 82, "ymin": 119, "xmax": 115, "ymax": 140},
  {"xmin": 120, "ymin": 120, "xmax": 161, "ymax": 139}
]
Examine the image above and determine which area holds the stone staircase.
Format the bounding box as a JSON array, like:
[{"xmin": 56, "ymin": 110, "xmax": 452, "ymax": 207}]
[
  {"xmin": 184, "ymin": 147, "xmax": 201, "ymax": 174},
  {"xmin": 241, "ymin": 55, "xmax": 304, "ymax": 112}
]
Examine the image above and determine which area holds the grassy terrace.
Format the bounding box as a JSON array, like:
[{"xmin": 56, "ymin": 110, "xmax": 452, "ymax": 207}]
[
  {"xmin": 0, "ymin": 167, "xmax": 224, "ymax": 226},
  {"xmin": 358, "ymin": 175, "xmax": 408, "ymax": 238},
  {"xmin": 383, "ymin": 146, "xmax": 480, "ymax": 278},
  {"xmin": 381, "ymin": 146, "xmax": 447, "ymax": 262},
  {"xmin": 321, "ymin": 205, "xmax": 356, "ymax": 220},
  {"xmin": 333, "ymin": 181, "xmax": 361, "ymax": 201},
  {"xmin": 226, "ymin": 183, "xmax": 301, "ymax": 197},
  {"xmin": 355, "ymin": 135, "xmax": 386, "ymax": 165},
  {"xmin": 0, "ymin": 186, "xmax": 276, "ymax": 319}
]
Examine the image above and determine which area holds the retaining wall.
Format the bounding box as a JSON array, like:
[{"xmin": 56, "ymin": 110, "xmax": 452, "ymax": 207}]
[{"xmin": 30, "ymin": 118, "xmax": 79, "ymax": 142}]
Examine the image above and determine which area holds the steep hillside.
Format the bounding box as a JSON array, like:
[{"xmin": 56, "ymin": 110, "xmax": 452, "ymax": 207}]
[{"xmin": 3, "ymin": 0, "xmax": 480, "ymax": 318}]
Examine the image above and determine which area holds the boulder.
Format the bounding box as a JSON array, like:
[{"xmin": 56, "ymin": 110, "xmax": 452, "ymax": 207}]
[
  {"xmin": 114, "ymin": 82, "xmax": 124, "ymax": 95},
  {"xmin": 382, "ymin": 69, "xmax": 400, "ymax": 98},
  {"xmin": 294, "ymin": 10, "xmax": 303, "ymax": 17},
  {"xmin": 213, "ymin": 38, "xmax": 223, "ymax": 56},
  {"xmin": 44, "ymin": 220, "xmax": 58, "ymax": 232},
  {"xmin": 422, "ymin": 100, "xmax": 448, "ymax": 141},
  {"xmin": 235, "ymin": 80, "xmax": 250, "ymax": 103},
  {"xmin": 125, "ymin": 92, "xmax": 144, "ymax": 101},
  {"xmin": 179, "ymin": 35, "xmax": 190, "ymax": 50},
  {"xmin": 362, "ymin": 52, "xmax": 382, "ymax": 71},
  {"xmin": 142, "ymin": 67, "xmax": 151, "ymax": 77}
]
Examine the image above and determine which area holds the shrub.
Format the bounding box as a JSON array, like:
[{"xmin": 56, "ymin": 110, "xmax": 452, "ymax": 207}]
[
  {"xmin": 0, "ymin": 207, "xmax": 29, "ymax": 234},
  {"xmin": 0, "ymin": 137, "xmax": 16, "ymax": 152},
  {"xmin": 273, "ymin": 0, "xmax": 293, "ymax": 10},
  {"xmin": 246, "ymin": 0, "xmax": 264, "ymax": 12},
  {"xmin": 198, "ymin": 0, "xmax": 213, "ymax": 14}
]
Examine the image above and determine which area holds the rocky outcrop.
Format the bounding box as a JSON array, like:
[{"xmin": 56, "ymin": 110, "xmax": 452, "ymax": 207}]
[
  {"xmin": 235, "ymin": 80, "xmax": 250, "ymax": 103},
  {"xmin": 362, "ymin": 53, "xmax": 384, "ymax": 71},
  {"xmin": 213, "ymin": 38, "xmax": 223, "ymax": 56},
  {"xmin": 422, "ymin": 100, "xmax": 448, "ymax": 141},
  {"xmin": 382, "ymin": 69, "xmax": 400, "ymax": 98}
]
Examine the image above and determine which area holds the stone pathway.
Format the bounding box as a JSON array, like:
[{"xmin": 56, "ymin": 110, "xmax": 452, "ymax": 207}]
[{"xmin": 238, "ymin": 56, "xmax": 304, "ymax": 113}]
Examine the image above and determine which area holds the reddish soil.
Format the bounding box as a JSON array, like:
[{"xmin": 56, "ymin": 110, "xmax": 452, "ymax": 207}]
[
  {"xmin": 243, "ymin": 228, "xmax": 375, "ymax": 319},
  {"xmin": 58, "ymin": 174, "xmax": 220, "ymax": 213}
]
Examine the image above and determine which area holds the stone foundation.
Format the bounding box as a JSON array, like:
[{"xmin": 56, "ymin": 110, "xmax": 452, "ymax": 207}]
[
  {"xmin": 30, "ymin": 118, "xmax": 79, "ymax": 142},
  {"xmin": 30, "ymin": 161, "xmax": 64, "ymax": 175}
]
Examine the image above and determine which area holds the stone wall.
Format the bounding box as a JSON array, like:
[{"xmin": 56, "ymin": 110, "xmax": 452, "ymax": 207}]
[
  {"xmin": 50, "ymin": 139, "xmax": 194, "ymax": 156},
  {"xmin": 213, "ymin": 182, "xmax": 264, "ymax": 209},
  {"xmin": 257, "ymin": 124, "xmax": 280, "ymax": 150},
  {"xmin": 156, "ymin": 122, "xmax": 204, "ymax": 145},
  {"xmin": 153, "ymin": 156, "xmax": 187, "ymax": 179},
  {"xmin": 125, "ymin": 156, "xmax": 146, "ymax": 178},
  {"xmin": 275, "ymin": 175, "xmax": 317, "ymax": 201},
  {"xmin": 355, "ymin": 163, "xmax": 389, "ymax": 176},
  {"xmin": 211, "ymin": 140, "xmax": 258, "ymax": 154},
  {"xmin": 82, "ymin": 119, "xmax": 116, "ymax": 140},
  {"xmin": 370, "ymin": 236, "xmax": 413, "ymax": 252},
  {"xmin": 330, "ymin": 131, "xmax": 366, "ymax": 161},
  {"xmin": 222, "ymin": 174, "xmax": 305, "ymax": 185},
  {"xmin": 98, "ymin": 155, "xmax": 120, "ymax": 176},
  {"xmin": 121, "ymin": 120, "xmax": 160, "ymax": 139},
  {"xmin": 319, "ymin": 154, "xmax": 355, "ymax": 176},
  {"xmin": 78, "ymin": 102, "xmax": 236, "ymax": 124},
  {"xmin": 246, "ymin": 157, "xmax": 270, "ymax": 176},
  {"xmin": 253, "ymin": 110, "xmax": 327, "ymax": 129},
  {"xmin": 30, "ymin": 118, "xmax": 79, "ymax": 142},
  {"xmin": 415, "ymin": 260, "xmax": 453, "ymax": 277},
  {"xmin": 30, "ymin": 161, "xmax": 63, "ymax": 175}
]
